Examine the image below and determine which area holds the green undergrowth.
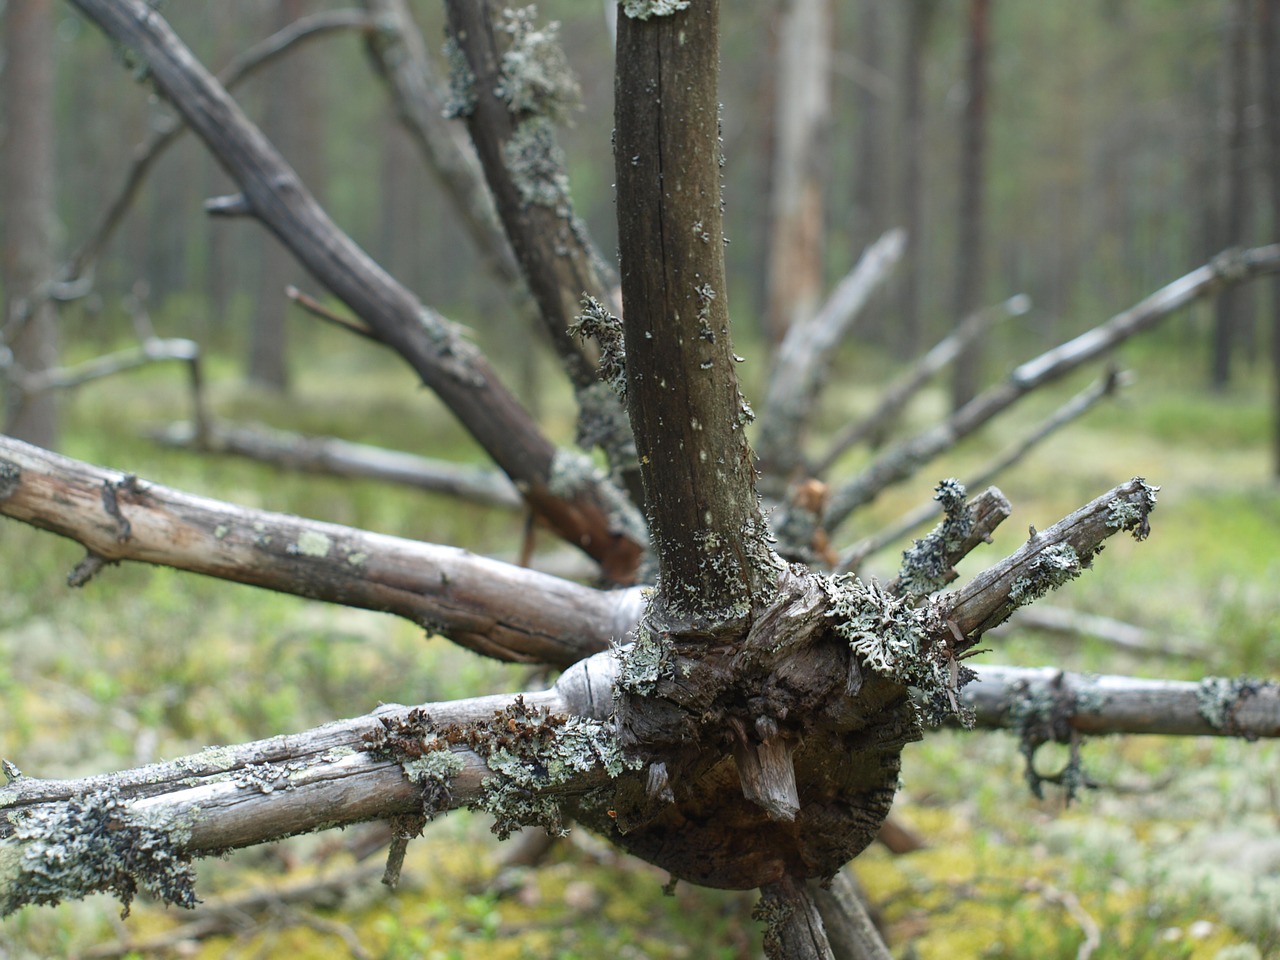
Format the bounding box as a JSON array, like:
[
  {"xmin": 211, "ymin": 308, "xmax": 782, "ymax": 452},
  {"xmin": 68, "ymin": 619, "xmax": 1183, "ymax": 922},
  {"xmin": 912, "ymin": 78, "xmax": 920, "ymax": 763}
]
[{"xmin": 3, "ymin": 332, "xmax": 1279, "ymax": 957}]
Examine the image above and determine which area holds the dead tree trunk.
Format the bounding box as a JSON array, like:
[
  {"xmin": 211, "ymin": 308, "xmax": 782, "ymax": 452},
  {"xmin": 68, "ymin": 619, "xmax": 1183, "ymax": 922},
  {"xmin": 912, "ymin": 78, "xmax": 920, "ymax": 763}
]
[{"xmin": 1, "ymin": 0, "xmax": 60, "ymax": 448}]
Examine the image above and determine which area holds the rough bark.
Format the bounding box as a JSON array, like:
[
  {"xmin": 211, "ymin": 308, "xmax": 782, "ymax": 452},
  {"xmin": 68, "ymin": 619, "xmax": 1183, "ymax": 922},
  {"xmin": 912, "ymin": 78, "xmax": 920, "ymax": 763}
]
[
  {"xmin": 1, "ymin": 0, "xmax": 59, "ymax": 449},
  {"xmin": 614, "ymin": 1, "xmax": 774, "ymax": 620},
  {"xmin": 0, "ymin": 436, "xmax": 643, "ymax": 666},
  {"xmin": 809, "ymin": 869, "xmax": 893, "ymax": 960},
  {"xmin": 757, "ymin": 876, "xmax": 835, "ymax": 960},
  {"xmin": 949, "ymin": 0, "xmax": 992, "ymax": 410},
  {"xmin": 67, "ymin": 0, "xmax": 644, "ymax": 581},
  {"xmin": 824, "ymin": 247, "xmax": 1280, "ymax": 534}
]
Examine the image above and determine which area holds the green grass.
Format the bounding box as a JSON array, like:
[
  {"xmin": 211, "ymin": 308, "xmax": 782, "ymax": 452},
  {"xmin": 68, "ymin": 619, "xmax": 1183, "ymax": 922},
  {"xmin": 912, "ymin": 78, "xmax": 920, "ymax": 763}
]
[{"xmin": 2, "ymin": 330, "xmax": 1279, "ymax": 958}]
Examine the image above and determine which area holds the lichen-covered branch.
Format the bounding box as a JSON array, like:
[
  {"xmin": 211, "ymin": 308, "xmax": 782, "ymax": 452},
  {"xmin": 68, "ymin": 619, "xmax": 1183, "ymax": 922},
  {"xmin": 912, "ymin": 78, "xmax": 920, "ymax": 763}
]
[
  {"xmin": 68, "ymin": 0, "xmax": 644, "ymax": 581},
  {"xmin": 0, "ymin": 436, "xmax": 642, "ymax": 666},
  {"xmin": 823, "ymin": 247, "xmax": 1280, "ymax": 534},
  {"xmin": 757, "ymin": 228, "xmax": 905, "ymax": 487},
  {"xmin": 838, "ymin": 370, "xmax": 1127, "ymax": 572},
  {"xmin": 152, "ymin": 419, "xmax": 522, "ymax": 510},
  {"xmin": 614, "ymin": 0, "xmax": 776, "ymax": 620},
  {"xmin": 756, "ymin": 876, "xmax": 835, "ymax": 960},
  {"xmin": 961, "ymin": 665, "xmax": 1280, "ymax": 739},
  {"xmin": 0, "ymin": 654, "xmax": 629, "ymax": 916},
  {"xmin": 812, "ymin": 293, "xmax": 1028, "ymax": 474}
]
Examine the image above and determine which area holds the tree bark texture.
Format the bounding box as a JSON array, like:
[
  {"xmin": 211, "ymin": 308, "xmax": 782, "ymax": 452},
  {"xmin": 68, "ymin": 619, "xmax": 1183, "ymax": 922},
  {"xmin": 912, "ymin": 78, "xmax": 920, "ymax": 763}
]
[
  {"xmin": 1259, "ymin": 0, "xmax": 1280, "ymax": 476},
  {"xmin": 1, "ymin": 0, "xmax": 60, "ymax": 449},
  {"xmin": 67, "ymin": 0, "xmax": 644, "ymax": 581},
  {"xmin": 949, "ymin": 0, "xmax": 992, "ymax": 411},
  {"xmin": 614, "ymin": 1, "xmax": 775, "ymax": 621}
]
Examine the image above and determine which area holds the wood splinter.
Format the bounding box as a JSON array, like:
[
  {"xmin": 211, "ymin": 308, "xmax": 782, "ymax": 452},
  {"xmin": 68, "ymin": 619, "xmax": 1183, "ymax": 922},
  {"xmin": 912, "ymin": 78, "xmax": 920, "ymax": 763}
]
[{"xmin": 731, "ymin": 717, "xmax": 800, "ymax": 822}]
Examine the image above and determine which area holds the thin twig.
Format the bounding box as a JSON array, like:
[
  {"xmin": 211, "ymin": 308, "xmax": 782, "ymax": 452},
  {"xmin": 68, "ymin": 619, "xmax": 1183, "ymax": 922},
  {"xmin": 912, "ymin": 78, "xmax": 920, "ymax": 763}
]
[{"xmin": 285, "ymin": 286, "xmax": 378, "ymax": 341}]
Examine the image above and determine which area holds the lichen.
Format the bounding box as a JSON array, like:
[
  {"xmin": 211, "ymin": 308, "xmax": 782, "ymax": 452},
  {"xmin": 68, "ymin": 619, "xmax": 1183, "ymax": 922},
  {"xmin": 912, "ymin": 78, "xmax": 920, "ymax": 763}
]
[
  {"xmin": 570, "ymin": 296, "xmax": 626, "ymax": 401},
  {"xmin": 494, "ymin": 6, "xmax": 580, "ymax": 120},
  {"xmin": 616, "ymin": 620, "xmax": 671, "ymax": 696},
  {"xmin": 290, "ymin": 531, "xmax": 332, "ymax": 558},
  {"xmin": 1195, "ymin": 676, "xmax": 1264, "ymax": 734},
  {"xmin": 548, "ymin": 448, "xmax": 648, "ymax": 545},
  {"xmin": 442, "ymin": 35, "xmax": 477, "ymax": 119},
  {"xmin": 1006, "ymin": 674, "xmax": 1095, "ymax": 801},
  {"xmin": 897, "ymin": 479, "xmax": 971, "ymax": 599},
  {"xmin": 504, "ymin": 117, "xmax": 571, "ymax": 209},
  {"xmin": 0, "ymin": 459, "xmax": 21, "ymax": 501},
  {"xmin": 621, "ymin": 0, "xmax": 691, "ymax": 19},
  {"xmin": 1105, "ymin": 479, "xmax": 1159, "ymax": 541},
  {"xmin": 1, "ymin": 789, "xmax": 198, "ymax": 917},
  {"xmin": 1008, "ymin": 543, "xmax": 1085, "ymax": 606}
]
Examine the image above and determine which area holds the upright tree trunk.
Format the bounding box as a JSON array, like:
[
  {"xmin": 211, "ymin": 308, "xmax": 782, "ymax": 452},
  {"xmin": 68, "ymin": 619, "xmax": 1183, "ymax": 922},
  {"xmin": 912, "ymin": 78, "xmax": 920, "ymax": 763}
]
[
  {"xmin": 950, "ymin": 0, "xmax": 992, "ymax": 411},
  {"xmin": 1211, "ymin": 0, "xmax": 1253, "ymax": 390},
  {"xmin": 249, "ymin": 0, "xmax": 324, "ymax": 390},
  {"xmin": 850, "ymin": 0, "xmax": 885, "ymax": 257},
  {"xmin": 1, "ymin": 0, "xmax": 59, "ymax": 448},
  {"xmin": 764, "ymin": 0, "xmax": 833, "ymax": 346},
  {"xmin": 1260, "ymin": 0, "xmax": 1280, "ymax": 476},
  {"xmin": 896, "ymin": 0, "xmax": 938, "ymax": 359}
]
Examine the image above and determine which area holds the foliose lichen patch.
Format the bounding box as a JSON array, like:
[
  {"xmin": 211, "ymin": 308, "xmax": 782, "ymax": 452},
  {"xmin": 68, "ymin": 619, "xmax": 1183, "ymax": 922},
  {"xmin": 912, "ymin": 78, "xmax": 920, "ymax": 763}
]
[
  {"xmin": 1008, "ymin": 543, "xmax": 1085, "ymax": 606},
  {"xmin": 0, "ymin": 459, "xmax": 20, "ymax": 501},
  {"xmin": 442, "ymin": 35, "xmax": 477, "ymax": 119},
  {"xmin": 1105, "ymin": 479, "xmax": 1159, "ymax": 540},
  {"xmin": 897, "ymin": 479, "xmax": 972, "ymax": 599},
  {"xmin": 1, "ymin": 789, "xmax": 197, "ymax": 917},
  {"xmin": 622, "ymin": 0, "xmax": 691, "ymax": 18},
  {"xmin": 494, "ymin": 6, "xmax": 581, "ymax": 121}
]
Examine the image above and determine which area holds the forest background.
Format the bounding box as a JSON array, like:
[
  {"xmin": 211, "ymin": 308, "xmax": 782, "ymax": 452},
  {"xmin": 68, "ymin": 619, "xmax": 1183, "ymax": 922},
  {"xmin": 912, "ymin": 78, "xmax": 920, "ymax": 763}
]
[{"xmin": 2, "ymin": 0, "xmax": 1279, "ymax": 957}]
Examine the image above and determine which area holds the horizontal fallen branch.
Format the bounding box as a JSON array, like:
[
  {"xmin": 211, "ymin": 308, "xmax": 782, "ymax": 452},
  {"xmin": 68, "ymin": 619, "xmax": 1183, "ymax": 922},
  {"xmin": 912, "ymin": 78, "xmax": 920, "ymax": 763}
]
[
  {"xmin": 152, "ymin": 419, "xmax": 522, "ymax": 510},
  {"xmin": 994, "ymin": 605, "xmax": 1208, "ymax": 661},
  {"xmin": 0, "ymin": 436, "xmax": 640, "ymax": 666}
]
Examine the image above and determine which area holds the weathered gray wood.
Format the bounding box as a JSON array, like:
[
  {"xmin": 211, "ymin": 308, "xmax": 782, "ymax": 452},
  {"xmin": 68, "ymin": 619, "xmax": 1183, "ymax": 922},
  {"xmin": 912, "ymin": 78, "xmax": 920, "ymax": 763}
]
[
  {"xmin": 809, "ymin": 870, "xmax": 893, "ymax": 960},
  {"xmin": 964, "ymin": 666, "xmax": 1280, "ymax": 739},
  {"xmin": 758, "ymin": 876, "xmax": 835, "ymax": 960},
  {"xmin": 823, "ymin": 246, "xmax": 1280, "ymax": 535},
  {"xmin": 0, "ymin": 436, "xmax": 643, "ymax": 666},
  {"xmin": 153, "ymin": 419, "xmax": 522, "ymax": 510},
  {"xmin": 67, "ymin": 0, "xmax": 644, "ymax": 581}
]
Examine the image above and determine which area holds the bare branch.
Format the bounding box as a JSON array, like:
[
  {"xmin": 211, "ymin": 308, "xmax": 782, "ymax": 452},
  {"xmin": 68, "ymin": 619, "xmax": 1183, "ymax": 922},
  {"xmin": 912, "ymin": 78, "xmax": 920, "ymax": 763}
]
[
  {"xmin": 60, "ymin": 9, "xmax": 375, "ymax": 286},
  {"xmin": 808, "ymin": 870, "xmax": 893, "ymax": 960},
  {"xmin": 962, "ymin": 665, "xmax": 1280, "ymax": 739},
  {"xmin": 152, "ymin": 420, "xmax": 522, "ymax": 510},
  {"xmin": 812, "ymin": 293, "xmax": 1028, "ymax": 474},
  {"xmin": 0, "ymin": 436, "xmax": 641, "ymax": 666},
  {"xmin": 69, "ymin": 0, "xmax": 645, "ymax": 579},
  {"xmin": 823, "ymin": 246, "xmax": 1280, "ymax": 535},
  {"xmin": 994, "ymin": 605, "xmax": 1208, "ymax": 662},
  {"xmin": 756, "ymin": 876, "xmax": 835, "ymax": 960},
  {"xmin": 838, "ymin": 369, "xmax": 1128, "ymax": 572},
  {"xmin": 757, "ymin": 229, "xmax": 905, "ymax": 486}
]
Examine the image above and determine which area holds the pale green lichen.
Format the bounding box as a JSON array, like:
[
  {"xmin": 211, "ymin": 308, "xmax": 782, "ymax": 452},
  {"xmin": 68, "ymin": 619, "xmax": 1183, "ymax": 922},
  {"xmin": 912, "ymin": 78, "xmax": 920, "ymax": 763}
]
[
  {"xmin": 570, "ymin": 296, "xmax": 626, "ymax": 400},
  {"xmin": 1009, "ymin": 543, "xmax": 1085, "ymax": 606},
  {"xmin": 622, "ymin": 0, "xmax": 691, "ymax": 19},
  {"xmin": 1105, "ymin": 479, "xmax": 1158, "ymax": 541},
  {"xmin": 495, "ymin": 6, "xmax": 580, "ymax": 120},
  {"xmin": 213, "ymin": 524, "xmax": 229, "ymax": 540},
  {"xmin": 1, "ymin": 789, "xmax": 198, "ymax": 917},
  {"xmin": 291, "ymin": 531, "xmax": 332, "ymax": 558},
  {"xmin": 616, "ymin": 620, "xmax": 671, "ymax": 696},
  {"xmin": 897, "ymin": 479, "xmax": 971, "ymax": 599},
  {"xmin": 0, "ymin": 459, "xmax": 21, "ymax": 500},
  {"xmin": 548, "ymin": 448, "xmax": 647, "ymax": 545},
  {"xmin": 346, "ymin": 551, "xmax": 368, "ymax": 567},
  {"xmin": 504, "ymin": 117, "xmax": 571, "ymax": 209},
  {"xmin": 442, "ymin": 35, "xmax": 477, "ymax": 119},
  {"xmin": 403, "ymin": 746, "xmax": 467, "ymax": 819},
  {"xmin": 1195, "ymin": 676, "xmax": 1256, "ymax": 732}
]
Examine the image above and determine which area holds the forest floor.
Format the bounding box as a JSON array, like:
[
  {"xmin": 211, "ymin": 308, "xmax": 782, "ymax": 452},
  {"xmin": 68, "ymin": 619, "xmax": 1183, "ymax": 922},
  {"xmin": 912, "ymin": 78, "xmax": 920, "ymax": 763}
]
[{"xmin": 1, "ymin": 325, "xmax": 1277, "ymax": 959}]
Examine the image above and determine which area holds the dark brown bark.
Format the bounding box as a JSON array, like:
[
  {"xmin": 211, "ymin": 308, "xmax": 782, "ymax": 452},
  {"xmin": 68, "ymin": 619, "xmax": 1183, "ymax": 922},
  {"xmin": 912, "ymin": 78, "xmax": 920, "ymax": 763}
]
[
  {"xmin": 67, "ymin": 0, "xmax": 644, "ymax": 581},
  {"xmin": 614, "ymin": 1, "xmax": 773, "ymax": 620},
  {"xmin": 949, "ymin": 0, "xmax": 992, "ymax": 411},
  {"xmin": 1, "ymin": 0, "xmax": 59, "ymax": 449}
]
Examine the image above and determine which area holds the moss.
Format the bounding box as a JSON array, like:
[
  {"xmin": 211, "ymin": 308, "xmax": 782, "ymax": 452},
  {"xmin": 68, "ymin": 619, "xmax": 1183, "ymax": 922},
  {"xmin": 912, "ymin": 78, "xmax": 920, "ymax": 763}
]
[
  {"xmin": 1, "ymin": 789, "xmax": 198, "ymax": 917},
  {"xmin": 622, "ymin": 0, "xmax": 691, "ymax": 18}
]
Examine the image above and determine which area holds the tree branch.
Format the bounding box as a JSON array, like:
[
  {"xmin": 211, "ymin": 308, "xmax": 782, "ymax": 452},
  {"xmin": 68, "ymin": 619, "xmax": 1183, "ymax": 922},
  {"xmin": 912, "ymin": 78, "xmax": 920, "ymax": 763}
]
[
  {"xmin": 757, "ymin": 228, "xmax": 905, "ymax": 487},
  {"xmin": 0, "ymin": 436, "xmax": 641, "ymax": 666},
  {"xmin": 151, "ymin": 419, "xmax": 522, "ymax": 511},
  {"xmin": 756, "ymin": 876, "xmax": 835, "ymax": 960},
  {"xmin": 0, "ymin": 653, "xmax": 628, "ymax": 915},
  {"xmin": 614, "ymin": 1, "xmax": 776, "ymax": 621},
  {"xmin": 823, "ymin": 246, "xmax": 1280, "ymax": 534},
  {"xmin": 68, "ymin": 0, "xmax": 645, "ymax": 581}
]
